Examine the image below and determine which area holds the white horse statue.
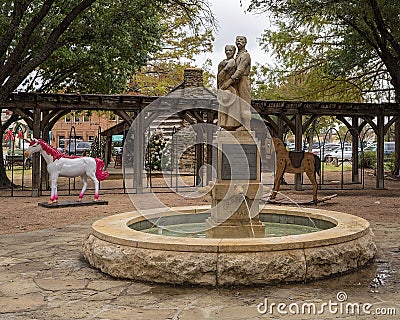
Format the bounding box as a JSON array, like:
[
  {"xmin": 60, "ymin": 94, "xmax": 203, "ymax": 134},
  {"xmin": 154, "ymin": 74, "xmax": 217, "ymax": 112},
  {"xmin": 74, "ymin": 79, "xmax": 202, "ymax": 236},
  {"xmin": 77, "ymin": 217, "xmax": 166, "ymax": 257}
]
[{"xmin": 24, "ymin": 138, "xmax": 109, "ymax": 204}]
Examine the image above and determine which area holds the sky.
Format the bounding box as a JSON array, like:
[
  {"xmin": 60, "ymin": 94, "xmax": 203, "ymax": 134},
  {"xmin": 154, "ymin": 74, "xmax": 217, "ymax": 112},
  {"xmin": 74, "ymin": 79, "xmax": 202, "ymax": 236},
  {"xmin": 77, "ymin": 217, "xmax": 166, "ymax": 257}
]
[{"xmin": 194, "ymin": 0, "xmax": 273, "ymax": 70}]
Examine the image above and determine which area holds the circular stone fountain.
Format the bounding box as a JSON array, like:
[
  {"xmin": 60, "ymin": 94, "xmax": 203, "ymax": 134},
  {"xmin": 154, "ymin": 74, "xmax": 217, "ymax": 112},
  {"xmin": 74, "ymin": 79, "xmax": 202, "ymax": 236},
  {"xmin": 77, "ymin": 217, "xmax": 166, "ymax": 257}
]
[
  {"xmin": 83, "ymin": 72, "xmax": 376, "ymax": 286},
  {"xmin": 82, "ymin": 205, "xmax": 376, "ymax": 286}
]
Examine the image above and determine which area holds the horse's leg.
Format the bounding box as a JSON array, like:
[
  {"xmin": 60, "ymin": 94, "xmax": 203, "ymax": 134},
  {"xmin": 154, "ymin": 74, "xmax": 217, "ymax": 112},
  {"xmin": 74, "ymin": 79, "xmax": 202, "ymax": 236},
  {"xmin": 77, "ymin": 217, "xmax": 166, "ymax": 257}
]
[
  {"xmin": 305, "ymin": 167, "xmax": 318, "ymax": 203},
  {"xmin": 93, "ymin": 177, "xmax": 99, "ymax": 201},
  {"xmin": 78, "ymin": 174, "xmax": 88, "ymax": 202},
  {"xmin": 49, "ymin": 175, "xmax": 59, "ymax": 204},
  {"xmin": 87, "ymin": 170, "xmax": 100, "ymax": 201},
  {"xmin": 270, "ymin": 159, "xmax": 285, "ymax": 199}
]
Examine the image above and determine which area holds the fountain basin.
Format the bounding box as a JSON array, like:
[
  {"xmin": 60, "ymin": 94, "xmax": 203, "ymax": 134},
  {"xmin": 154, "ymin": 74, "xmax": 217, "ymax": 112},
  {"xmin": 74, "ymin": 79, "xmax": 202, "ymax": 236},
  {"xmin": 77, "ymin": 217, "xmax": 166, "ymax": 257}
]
[{"xmin": 82, "ymin": 205, "xmax": 376, "ymax": 286}]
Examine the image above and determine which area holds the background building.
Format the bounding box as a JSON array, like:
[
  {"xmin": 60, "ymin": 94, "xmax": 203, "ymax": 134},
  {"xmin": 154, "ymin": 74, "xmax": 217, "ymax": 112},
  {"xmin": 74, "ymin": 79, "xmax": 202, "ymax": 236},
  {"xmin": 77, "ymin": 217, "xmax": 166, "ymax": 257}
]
[{"xmin": 51, "ymin": 112, "xmax": 122, "ymax": 151}]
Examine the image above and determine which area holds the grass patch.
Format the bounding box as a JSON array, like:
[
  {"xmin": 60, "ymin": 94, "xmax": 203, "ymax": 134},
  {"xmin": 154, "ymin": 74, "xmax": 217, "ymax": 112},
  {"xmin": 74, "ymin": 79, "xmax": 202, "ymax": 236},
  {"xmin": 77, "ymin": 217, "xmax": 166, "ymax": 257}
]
[{"xmin": 322, "ymin": 162, "xmax": 353, "ymax": 172}]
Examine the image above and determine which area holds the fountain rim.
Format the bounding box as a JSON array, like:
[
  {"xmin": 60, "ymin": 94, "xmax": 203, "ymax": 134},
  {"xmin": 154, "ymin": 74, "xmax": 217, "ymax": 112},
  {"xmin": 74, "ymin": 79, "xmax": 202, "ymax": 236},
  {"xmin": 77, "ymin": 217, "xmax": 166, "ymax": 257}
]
[{"xmin": 90, "ymin": 205, "xmax": 371, "ymax": 253}]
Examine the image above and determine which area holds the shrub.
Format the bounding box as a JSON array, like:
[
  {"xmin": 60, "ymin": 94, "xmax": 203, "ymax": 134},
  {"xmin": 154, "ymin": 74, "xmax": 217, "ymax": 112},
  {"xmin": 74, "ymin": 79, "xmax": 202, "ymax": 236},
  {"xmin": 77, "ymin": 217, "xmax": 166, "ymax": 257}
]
[
  {"xmin": 384, "ymin": 152, "xmax": 395, "ymax": 172},
  {"xmin": 359, "ymin": 151, "xmax": 395, "ymax": 171}
]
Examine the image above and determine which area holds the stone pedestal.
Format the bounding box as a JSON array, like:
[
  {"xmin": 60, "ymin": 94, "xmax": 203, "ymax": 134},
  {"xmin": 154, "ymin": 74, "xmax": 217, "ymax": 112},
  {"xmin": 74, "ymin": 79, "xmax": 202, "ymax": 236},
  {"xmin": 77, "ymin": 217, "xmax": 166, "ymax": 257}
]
[{"xmin": 205, "ymin": 130, "xmax": 265, "ymax": 238}]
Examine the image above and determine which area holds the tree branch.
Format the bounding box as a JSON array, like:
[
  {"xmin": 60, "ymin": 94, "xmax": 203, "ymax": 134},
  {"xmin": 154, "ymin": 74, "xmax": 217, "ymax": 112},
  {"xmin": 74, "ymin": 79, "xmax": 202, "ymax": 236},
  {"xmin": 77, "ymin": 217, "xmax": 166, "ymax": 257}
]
[
  {"xmin": 0, "ymin": 0, "xmax": 96, "ymax": 100},
  {"xmin": 0, "ymin": 1, "xmax": 28, "ymax": 59},
  {"xmin": 0, "ymin": 0, "xmax": 56, "ymax": 85},
  {"xmin": 367, "ymin": 0, "xmax": 400, "ymax": 56}
]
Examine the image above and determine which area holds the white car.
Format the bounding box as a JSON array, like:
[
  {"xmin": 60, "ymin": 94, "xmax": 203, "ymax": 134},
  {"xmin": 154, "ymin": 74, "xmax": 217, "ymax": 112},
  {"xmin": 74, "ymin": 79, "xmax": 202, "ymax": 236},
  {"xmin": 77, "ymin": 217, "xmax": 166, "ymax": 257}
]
[
  {"xmin": 312, "ymin": 143, "xmax": 340, "ymax": 161},
  {"xmin": 113, "ymin": 146, "xmax": 123, "ymax": 154},
  {"xmin": 325, "ymin": 145, "xmax": 353, "ymax": 165}
]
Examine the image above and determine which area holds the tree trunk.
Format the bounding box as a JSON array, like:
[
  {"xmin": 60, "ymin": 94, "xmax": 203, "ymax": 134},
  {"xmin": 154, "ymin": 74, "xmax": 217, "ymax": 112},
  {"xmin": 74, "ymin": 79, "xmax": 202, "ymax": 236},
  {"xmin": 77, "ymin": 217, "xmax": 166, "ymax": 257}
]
[
  {"xmin": 0, "ymin": 142, "xmax": 14, "ymax": 188},
  {"xmin": 392, "ymin": 89, "xmax": 400, "ymax": 176},
  {"xmin": 393, "ymin": 118, "xmax": 400, "ymax": 176},
  {"xmin": 0, "ymin": 112, "xmax": 19, "ymax": 188}
]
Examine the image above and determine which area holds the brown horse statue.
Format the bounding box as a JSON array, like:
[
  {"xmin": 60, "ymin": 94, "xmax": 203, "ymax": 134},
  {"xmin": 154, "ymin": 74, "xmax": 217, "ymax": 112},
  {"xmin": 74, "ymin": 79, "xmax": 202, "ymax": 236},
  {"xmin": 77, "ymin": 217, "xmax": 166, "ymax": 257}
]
[{"xmin": 270, "ymin": 137, "xmax": 321, "ymax": 203}]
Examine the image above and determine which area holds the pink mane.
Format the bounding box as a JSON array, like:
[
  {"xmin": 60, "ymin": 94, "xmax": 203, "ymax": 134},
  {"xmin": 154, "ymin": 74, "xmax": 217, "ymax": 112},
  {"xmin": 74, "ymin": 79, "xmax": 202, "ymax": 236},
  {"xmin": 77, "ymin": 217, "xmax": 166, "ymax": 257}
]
[
  {"xmin": 95, "ymin": 158, "xmax": 109, "ymax": 181},
  {"xmin": 34, "ymin": 139, "xmax": 79, "ymax": 161}
]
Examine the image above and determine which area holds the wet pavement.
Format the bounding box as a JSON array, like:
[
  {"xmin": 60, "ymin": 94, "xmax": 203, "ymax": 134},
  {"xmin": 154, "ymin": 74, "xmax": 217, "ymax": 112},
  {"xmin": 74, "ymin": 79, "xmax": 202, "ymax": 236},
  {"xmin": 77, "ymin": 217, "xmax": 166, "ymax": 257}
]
[{"xmin": 0, "ymin": 219, "xmax": 399, "ymax": 319}]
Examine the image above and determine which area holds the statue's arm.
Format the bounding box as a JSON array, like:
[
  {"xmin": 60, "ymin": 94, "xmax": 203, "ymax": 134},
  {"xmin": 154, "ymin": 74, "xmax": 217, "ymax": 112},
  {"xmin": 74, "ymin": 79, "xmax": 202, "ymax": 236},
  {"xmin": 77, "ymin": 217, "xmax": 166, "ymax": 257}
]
[
  {"xmin": 218, "ymin": 60, "xmax": 227, "ymax": 74},
  {"xmin": 218, "ymin": 59, "xmax": 237, "ymax": 89},
  {"xmin": 220, "ymin": 78, "xmax": 233, "ymax": 90},
  {"xmin": 231, "ymin": 52, "xmax": 251, "ymax": 81}
]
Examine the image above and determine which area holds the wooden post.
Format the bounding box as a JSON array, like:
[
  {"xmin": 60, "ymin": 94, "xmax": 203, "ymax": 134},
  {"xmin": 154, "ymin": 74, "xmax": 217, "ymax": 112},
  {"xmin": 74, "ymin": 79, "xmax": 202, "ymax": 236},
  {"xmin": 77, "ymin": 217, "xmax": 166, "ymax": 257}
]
[
  {"xmin": 376, "ymin": 116, "xmax": 385, "ymax": 189},
  {"xmin": 104, "ymin": 136, "xmax": 112, "ymax": 167},
  {"xmin": 133, "ymin": 115, "xmax": 144, "ymax": 194},
  {"xmin": 195, "ymin": 126, "xmax": 204, "ymax": 186},
  {"xmin": 294, "ymin": 113, "xmax": 303, "ymax": 191},
  {"xmin": 41, "ymin": 128, "xmax": 50, "ymax": 192},
  {"xmin": 351, "ymin": 117, "xmax": 359, "ymax": 183},
  {"xmin": 31, "ymin": 107, "xmax": 41, "ymax": 197},
  {"xmin": 206, "ymin": 111, "xmax": 214, "ymax": 184},
  {"xmin": 394, "ymin": 117, "xmax": 400, "ymax": 175},
  {"xmin": 277, "ymin": 115, "xmax": 285, "ymax": 138}
]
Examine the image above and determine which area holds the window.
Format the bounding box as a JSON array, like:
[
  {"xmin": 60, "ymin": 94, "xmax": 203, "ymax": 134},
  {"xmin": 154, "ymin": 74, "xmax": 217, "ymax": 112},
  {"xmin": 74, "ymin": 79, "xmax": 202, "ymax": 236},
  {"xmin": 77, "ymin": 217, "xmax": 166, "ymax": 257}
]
[
  {"xmin": 88, "ymin": 135, "xmax": 95, "ymax": 142},
  {"xmin": 74, "ymin": 114, "xmax": 80, "ymax": 123},
  {"xmin": 65, "ymin": 115, "xmax": 71, "ymax": 123},
  {"xmin": 58, "ymin": 136, "xmax": 66, "ymax": 149},
  {"xmin": 83, "ymin": 113, "xmax": 90, "ymax": 122}
]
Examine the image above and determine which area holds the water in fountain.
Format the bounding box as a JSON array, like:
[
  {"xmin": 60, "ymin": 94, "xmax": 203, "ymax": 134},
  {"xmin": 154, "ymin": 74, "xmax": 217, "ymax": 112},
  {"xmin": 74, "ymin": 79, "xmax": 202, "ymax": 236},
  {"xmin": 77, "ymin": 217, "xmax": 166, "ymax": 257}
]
[
  {"xmin": 262, "ymin": 189, "xmax": 318, "ymax": 229},
  {"xmin": 140, "ymin": 221, "xmax": 321, "ymax": 238}
]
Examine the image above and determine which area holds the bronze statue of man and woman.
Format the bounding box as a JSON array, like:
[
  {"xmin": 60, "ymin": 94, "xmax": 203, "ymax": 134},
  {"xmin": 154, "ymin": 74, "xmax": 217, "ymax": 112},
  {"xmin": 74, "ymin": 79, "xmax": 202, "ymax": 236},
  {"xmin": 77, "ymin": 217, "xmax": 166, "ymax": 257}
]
[{"xmin": 217, "ymin": 35, "xmax": 252, "ymax": 131}]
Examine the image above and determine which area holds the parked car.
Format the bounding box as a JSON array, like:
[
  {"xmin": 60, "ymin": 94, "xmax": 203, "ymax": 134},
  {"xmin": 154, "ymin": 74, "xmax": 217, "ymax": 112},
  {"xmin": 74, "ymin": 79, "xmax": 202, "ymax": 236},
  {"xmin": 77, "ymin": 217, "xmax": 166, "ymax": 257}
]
[
  {"xmin": 113, "ymin": 146, "xmax": 123, "ymax": 155},
  {"xmin": 363, "ymin": 142, "xmax": 395, "ymax": 157},
  {"xmin": 312, "ymin": 143, "xmax": 340, "ymax": 161},
  {"xmin": 302, "ymin": 141, "xmax": 321, "ymax": 152},
  {"xmin": 325, "ymin": 144, "xmax": 353, "ymax": 166},
  {"xmin": 384, "ymin": 142, "xmax": 395, "ymax": 155},
  {"xmin": 65, "ymin": 141, "xmax": 92, "ymax": 156},
  {"xmin": 285, "ymin": 142, "xmax": 295, "ymax": 151}
]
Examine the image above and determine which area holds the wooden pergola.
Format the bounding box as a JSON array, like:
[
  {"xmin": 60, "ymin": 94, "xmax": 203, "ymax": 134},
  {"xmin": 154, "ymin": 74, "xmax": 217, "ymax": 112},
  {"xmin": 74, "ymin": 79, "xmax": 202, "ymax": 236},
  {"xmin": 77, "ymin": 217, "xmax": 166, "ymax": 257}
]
[
  {"xmin": 5, "ymin": 92, "xmax": 157, "ymax": 195},
  {"xmin": 252, "ymin": 99, "xmax": 400, "ymax": 190},
  {"xmin": 4, "ymin": 81, "xmax": 400, "ymax": 195}
]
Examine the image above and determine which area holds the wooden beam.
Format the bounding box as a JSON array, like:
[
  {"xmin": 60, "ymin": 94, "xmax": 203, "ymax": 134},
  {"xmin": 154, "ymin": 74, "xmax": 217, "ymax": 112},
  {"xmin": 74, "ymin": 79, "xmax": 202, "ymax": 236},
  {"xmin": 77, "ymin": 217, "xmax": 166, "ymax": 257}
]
[{"xmin": 114, "ymin": 110, "xmax": 133, "ymax": 124}]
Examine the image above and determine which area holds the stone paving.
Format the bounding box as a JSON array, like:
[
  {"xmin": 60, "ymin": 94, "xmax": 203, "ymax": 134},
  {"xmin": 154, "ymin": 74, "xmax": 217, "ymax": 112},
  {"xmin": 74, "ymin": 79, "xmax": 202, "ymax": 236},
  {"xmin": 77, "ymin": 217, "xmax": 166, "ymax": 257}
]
[{"xmin": 0, "ymin": 218, "xmax": 399, "ymax": 319}]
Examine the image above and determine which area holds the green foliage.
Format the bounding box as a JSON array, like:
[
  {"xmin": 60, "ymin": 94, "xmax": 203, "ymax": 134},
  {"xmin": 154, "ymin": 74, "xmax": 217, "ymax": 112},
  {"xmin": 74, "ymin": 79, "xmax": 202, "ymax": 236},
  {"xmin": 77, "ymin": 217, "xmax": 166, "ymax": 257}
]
[
  {"xmin": 359, "ymin": 151, "xmax": 395, "ymax": 171},
  {"xmin": 247, "ymin": 0, "xmax": 400, "ymax": 102},
  {"xmin": 129, "ymin": 4, "xmax": 215, "ymax": 95},
  {"xmin": 20, "ymin": 0, "xmax": 164, "ymax": 93},
  {"xmin": 360, "ymin": 151, "xmax": 377, "ymax": 169},
  {"xmin": 385, "ymin": 152, "xmax": 396, "ymax": 172},
  {"xmin": 1, "ymin": 0, "xmax": 215, "ymax": 95},
  {"xmin": 251, "ymin": 64, "xmax": 365, "ymax": 102}
]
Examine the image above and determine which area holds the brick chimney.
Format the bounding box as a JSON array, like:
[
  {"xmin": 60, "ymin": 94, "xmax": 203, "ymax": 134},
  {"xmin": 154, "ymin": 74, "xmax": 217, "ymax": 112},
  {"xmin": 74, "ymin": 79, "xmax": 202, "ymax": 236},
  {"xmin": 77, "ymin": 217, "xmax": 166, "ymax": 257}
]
[{"xmin": 183, "ymin": 68, "xmax": 204, "ymax": 88}]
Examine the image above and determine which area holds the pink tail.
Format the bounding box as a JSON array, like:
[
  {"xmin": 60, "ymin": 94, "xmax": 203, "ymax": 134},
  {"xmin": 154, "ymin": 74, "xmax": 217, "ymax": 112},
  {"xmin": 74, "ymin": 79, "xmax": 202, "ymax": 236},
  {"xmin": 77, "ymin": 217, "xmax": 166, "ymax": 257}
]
[{"xmin": 95, "ymin": 158, "xmax": 109, "ymax": 181}]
